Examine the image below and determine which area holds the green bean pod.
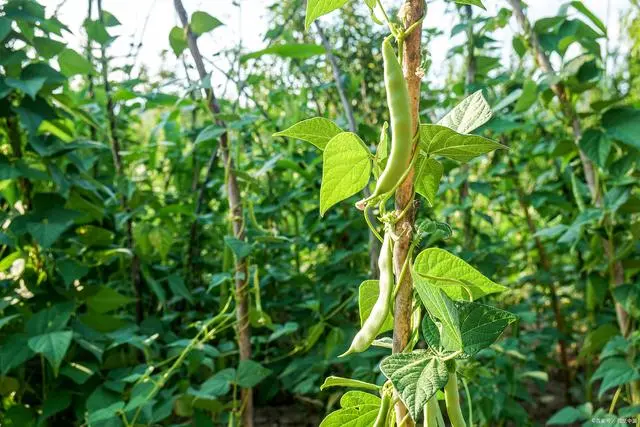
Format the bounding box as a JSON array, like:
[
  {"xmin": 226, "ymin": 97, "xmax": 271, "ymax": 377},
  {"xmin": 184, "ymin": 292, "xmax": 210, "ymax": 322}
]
[
  {"xmin": 357, "ymin": 36, "xmax": 412, "ymax": 209},
  {"xmin": 374, "ymin": 391, "xmax": 392, "ymax": 427},
  {"xmin": 340, "ymin": 232, "xmax": 393, "ymax": 356}
]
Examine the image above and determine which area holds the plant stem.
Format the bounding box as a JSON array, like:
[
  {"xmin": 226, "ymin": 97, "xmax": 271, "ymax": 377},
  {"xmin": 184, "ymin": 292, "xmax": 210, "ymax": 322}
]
[{"xmin": 444, "ymin": 370, "xmax": 467, "ymax": 427}]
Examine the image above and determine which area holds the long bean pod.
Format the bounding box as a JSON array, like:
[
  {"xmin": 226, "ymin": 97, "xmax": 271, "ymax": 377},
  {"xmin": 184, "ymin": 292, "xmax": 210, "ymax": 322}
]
[
  {"xmin": 340, "ymin": 232, "xmax": 393, "ymax": 356},
  {"xmin": 357, "ymin": 36, "xmax": 412, "ymax": 209}
]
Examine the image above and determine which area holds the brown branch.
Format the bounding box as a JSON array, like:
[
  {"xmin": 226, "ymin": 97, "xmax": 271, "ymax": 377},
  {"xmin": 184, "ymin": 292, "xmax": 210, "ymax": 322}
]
[
  {"xmin": 97, "ymin": 0, "xmax": 144, "ymax": 324},
  {"xmin": 173, "ymin": 1, "xmax": 253, "ymax": 425},
  {"xmin": 392, "ymin": 1, "xmax": 425, "ymax": 425}
]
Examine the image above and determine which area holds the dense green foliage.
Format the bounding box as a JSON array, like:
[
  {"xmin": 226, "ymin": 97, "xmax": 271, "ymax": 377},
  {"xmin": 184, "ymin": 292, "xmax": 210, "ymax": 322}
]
[{"xmin": 0, "ymin": 0, "xmax": 639, "ymax": 426}]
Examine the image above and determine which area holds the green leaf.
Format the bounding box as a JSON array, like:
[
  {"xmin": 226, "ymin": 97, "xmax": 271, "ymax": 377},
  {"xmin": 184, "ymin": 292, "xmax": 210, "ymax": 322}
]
[
  {"xmin": 57, "ymin": 259, "xmax": 89, "ymax": 287},
  {"xmin": 100, "ymin": 10, "xmax": 121, "ymax": 26},
  {"xmin": 453, "ymin": 0, "xmax": 486, "ymax": 10},
  {"xmin": 88, "ymin": 401, "xmax": 124, "ymax": 424},
  {"xmin": 591, "ymin": 357, "xmax": 640, "ymax": 398},
  {"xmin": 602, "ymin": 108, "xmax": 640, "ymax": 149},
  {"xmin": 273, "ymin": 117, "xmax": 342, "ymax": 150},
  {"xmin": 83, "ymin": 19, "xmax": 112, "ymax": 45},
  {"xmin": 241, "ymin": 43, "xmax": 325, "ymax": 62},
  {"xmin": 25, "ymin": 207, "xmax": 80, "ymax": 248},
  {"xmin": 169, "ymin": 26, "xmax": 187, "ymax": 56},
  {"xmin": 319, "ymin": 391, "xmax": 380, "ymax": 427},
  {"xmin": 40, "ymin": 391, "xmax": 72, "ymax": 423},
  {"xmin": 414, "ymin": 157, "xmax": 443, "ymax": 206},
  {"xmin": 456, "ymin": 300, "xmax": 517, "ymax": 356},
  {"xmin": 0, "ymin": 335, "xmax": 34, "ymax": 375},
  {"xmin": 0, "ymin": 314, "xmax": 21, "ymax": 331},
  {"xmin": 413, "ymin": 283, "xmax": 462, "ymax": 352},
  {"xmin": 235, "ymin": 360, "xmax": 271, "ymax": 388},
  {"xmin": 28, "ymin": 331, "xmax": 73, "ymax": 375},
  {"xmin": 26, "ymin": 302, "xmax": 75, "ymax": 336},
  {"xmin": 195, "ymin": 124, "xmax": 225, "ymax": 146},
  {"xmin": 148, "ymin": 227, "xmax": 173, "ymax": 262},
  {"xmin": 190, "ymin": 11, "xmax": 223, "ymax": 35},
  {"xmin": 86, "ymin": 286, "xmax": 135, "ymax": 314},
  {"xmin": 514, "ymin": 79, "xmax": 537, "ymax": 112},
  {"xmin": 358, "ymin": 280, "xmax": 393, "ymax": 334},
  {"xmin": 320, "ymin": 132, "xmax": 371, "ymax": 216},
  {"xmin": 0, "ymin": 251, "xmax": 21, "ymax": 272},
  {"xmin": 224, "ymin": 236, "xmax": 252, "ymax": 260},
  {"xmin": 305, "ymin": 0, "xmax": 349, "ymax": 30},
  {"xmin": 547, "ymin": 406, "xmax": 586, "ymax": 425},
  {"xmin": 413, "ymin": 248, "xmax": 507, "ymax": 300},
  {"xmin": 438, "ymin": 90, "xmax": 492, "ymax": 134},
  {"xmin": 57, "ymin": 49, "xmax": 93, "ymax": 76},
  {"xmin": 380, "ymin": 349, "xmax": 449, "ymax": 421},
  {"xmin": 569, "ymin": 1, "xmax": 607, "ymax": 35},
  {"xmin": 420, "ymin": 124, "xmax": 506, "ymax": 163},
  {"xmin": 168, "ymin": 274, "xmax": 194, "ymax": 304},
  {"xmin": 579, "ymin": 129, "xmax": 611, "ymax": 168},
  {"xmin": 0, "ymin": 17, "xmax": 11, "ymax": 42},
  {"xmin": 5, "ymin": 76, "xmax": 46, "ymax": 100},
  {"xmin": 191, "ymin": 368, "xmax": 235, "ymax": 399}
]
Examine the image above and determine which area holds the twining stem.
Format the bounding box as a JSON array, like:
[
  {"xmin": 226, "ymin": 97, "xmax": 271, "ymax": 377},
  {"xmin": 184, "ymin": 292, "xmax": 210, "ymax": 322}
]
[{"xmin": 444, "ymin": 370, "xmax": 467, "ymax": 427}]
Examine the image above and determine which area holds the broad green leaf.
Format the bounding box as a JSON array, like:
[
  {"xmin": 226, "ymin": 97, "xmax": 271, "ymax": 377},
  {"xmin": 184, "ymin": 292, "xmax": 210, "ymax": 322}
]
[
  {"xmin": 568, "ymin": 1, "xmax": 607, "ymax": 35},
  {"xmin": 5, "ymin": 76, "xmax": 46, "ymax": 100},
  {"xmin": 0, "ymin": 17, "xmax": 11, "ymax": 42},
  {"xmin": 579, "ymin": 129, "xmax": 611, "ymax": 168},
  {"xmin": 141, "ymin": 265, "xmax": 166, "ymax": 303},
  {"xmin": 413, "ymin": 248, "xmax": 507, "ymax": 300},
  {"xmin": 456, "ymin": 300, "xmax": 517, "ymax": 356},
  {"xmin": 88, "ymin": 401, "xmax": 124, "ymax": 424},
  {"xmin": 547, "ymin": 406, "xmax": 587, "ymax": 425},
  {"xmin": 26, "ymin": 302, "xmax": 75, "ymax": 336},
  {"xmin": 438, "ymin": 90, "xmax": 492, "ymax": 134},
  {"xmin": 320, "ymin": 132, "xmax": 371, "ymax": 216},
  {"xmin": 169, "ymin": 26, "xmax": 187, "ymax": 56},
  {"xmin": 40, "ymin": 390, "xmax": 72, "ymax": 422},
  {"xmin": 86, "ymin": 286, "xmax": 135, "ymax": 314},
  {"xmin": 379, "ymin": 349, "xmax": 449, "ymax": 421},
  {"xmin": 235, "ymin": 360, "xmax": 271, "ymax": 388},
  {"xmin": 224, "ymin": 236, "xmax": 252, "ymax": 259},
  {"xmin": 190, "ymin": 368, "xmax": 235, "ymax": 399},
  {"xmin": 420, "ymin": 125, "xmax": 506, "ymax": 163},
  {"xmin": 195, "ymin": 124, "xmax": 224, "ymax": 145},
  {"xmin": 124, "ymin": 381, "xmax": 155, "ymax": 411},
  {"xmin": 83, "ymin": 19, "xmax": 112, "ymax": 45},
  {"xmin": 241, "ymin": 43, "xmax": 325, "ymax": 62},
  {"xmin": 319, "ymin": 391, "xmax": 380, "ymax": 427},
  {"xmin": 168, "ymin": 274, "xmax": 193, "ymax": 304},
  {"xmin": 591, "ymin": 357, "xmax": 640, "ymax": 398},
  {"xmin": 28, "ymin": 331, "xmax": 73, "ymax": 375},
  {"xmin": 453, "ymin": 0, "xmax": 486, "ymax": 10},
  {"xmin": 358, "ymin": 280, "xmax": 393, "ymax": 334},
  {"xmin": 305, "ymin": 0, "xmax": 349, "ymax": 30},
  {"xmin": 320, "ymin": 376, "xmax": 380, "ymax": 391},
  {"xmin": 412, "ymin": 281, "xmax": 462, "ymax": 352},
  {"xmin": 578, "ymin": 323, "xmax": 618, "ymax": 361},
  {"xmin": 25, "ymin": 207, "xmax": 80, "ymax": 248},
  {"xmin": 57, "ymin": 49, "xmax": 93, "ymax": 76},
  {"xmin": 101, "ymin": 10, "xmax": 121, "ymax": 26},
  {"xmin": 0, "ymin": 335, "xmax": 33, "ymax": 375},
  {"xmin": 514, "ymin": 79, "xmax": 537, "ymax": 112},
  {"xmin": 190, "ymin": 11, "xmax": 223, "ymax": 35},
  {"xmin": 602, "ymin": 108, "xmax": 640, "ymax": 150},
  {"xmin": 273, "ymin": 117, "xmax": 342, "ymax": 150},
  {"xmin": 57, "ymin": 259, "xmax": 89, "ymax": 287},
  {"xmin": 0, "ymin": 314, "xmax": 20, "ymax": 331},
  {"xmin": 414, "ymin": 156, "xmax": 443, "ymax": 206}
]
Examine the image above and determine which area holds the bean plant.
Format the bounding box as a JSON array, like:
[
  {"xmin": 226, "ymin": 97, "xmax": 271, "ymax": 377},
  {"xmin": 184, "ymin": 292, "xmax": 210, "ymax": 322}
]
[{"xmin": 275, "ymin": 0, "xmax": 517, "ymax": 425}]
